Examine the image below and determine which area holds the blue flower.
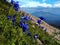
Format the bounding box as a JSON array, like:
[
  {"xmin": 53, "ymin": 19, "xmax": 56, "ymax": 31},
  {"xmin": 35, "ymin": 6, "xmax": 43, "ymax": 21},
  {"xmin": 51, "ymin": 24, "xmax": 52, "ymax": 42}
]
[
  {"xmin": 34, "ymin": 34, "xmax": 38, "ymax": 39},
  {"xmin": 12, "ymin": 17, "xmax": 16, "ymax": 23},
  {"xmin": 19, "ymin": 22, "xmax": 24, "ymax": 28},
  {"xmin": 27, "ymin": 32, "xmax": 31, "ymax": 36},
  {"xmin": 21, "ymin": 19, "xmax": 26, "ymax": 23},
  {"xmin": 39, "ymin": 17, "xmax": 45, "ymax": 20},
  {"xmin": 14, "ymin": 2, "xmax": 19, "ymax": 8},
  {"xmin": 13, "ymin": 14, "xmax": 16, "ymax": 19},
  {"xmin": 24, "ymin": 16, "xmax": 30, "ymax": 20},
  {"xmin": 7, "ymin": 15, "xmax": 11, "ymax": 20},
  {"xmin": 41, "ymin": 26, "xmax": 44, "ymax": 29},
  {"xmin": 13, "ymin": 2, "xmax": 19, "ymax": 11},
  {"xmin": 22, "ymin": 23, "xmax": 28, "ymax": 32},
  {"xmin": 37, "ymin": 20, "xmax": 41, "ymax": 24},
  {"xmin": 21, "ymin": 16, "xmax": 30, "ymax": 20},
  {"xmin": 12, "ymin": 14, "xmax": 16, "ymax": 22},
  {"xmin": 14, "ymin": 7, "xmax": 19, "ymax": 11},
  {"xmin": 20, "ymin": 16, "xmax": 25, "ymax": 20},
  {"xmin": 11, "ymin": 0, "xmax": 15, "ymax": 5},
  {"xmin": 12, "ymin": 19, "xmax": 16, "ymax": 23}
]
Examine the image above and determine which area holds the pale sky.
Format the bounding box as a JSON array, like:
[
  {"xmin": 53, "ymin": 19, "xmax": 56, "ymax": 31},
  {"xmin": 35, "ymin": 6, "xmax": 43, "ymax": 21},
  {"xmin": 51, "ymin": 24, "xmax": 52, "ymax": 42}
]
[{"xmin": 8, "ymin": 0, "xmax": 60, "ymax": 8}]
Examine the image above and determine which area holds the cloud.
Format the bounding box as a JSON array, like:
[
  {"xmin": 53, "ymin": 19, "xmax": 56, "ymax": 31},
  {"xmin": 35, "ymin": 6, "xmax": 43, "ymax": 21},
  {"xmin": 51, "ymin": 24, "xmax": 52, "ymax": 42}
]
[
  {"xmin": 20, "ymin": 1, "xmax": 60, "ymax": 8},
  {"xmin": 42, "ymin": 0, "xmax": 46, "ymax": 2},
  {"xmin": 53, "ymin": 1, "xmax": 60, "ymax": 8},
  {"xmin": 20, "ymin": 2, "xmax": 41, "ymax": 7},
  {"xmin": 53, "ymin": 3, "xmax": 60, "ymax": 8},
  {"xmin": 8, "ymin": 0, "xmax": 60, "ymax": 8},
  {"xmin": 20, "ymin": 2, "xmax": 52, "ymax": 8},
  {"xmin": 39, "ymin": 3, "xmax": 52, "ymax": 8}
]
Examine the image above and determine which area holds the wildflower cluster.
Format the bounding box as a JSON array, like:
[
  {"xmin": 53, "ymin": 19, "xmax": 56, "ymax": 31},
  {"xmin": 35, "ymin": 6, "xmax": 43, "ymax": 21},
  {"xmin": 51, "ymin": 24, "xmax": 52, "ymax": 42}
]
[
  {"xmin": 0, "ymin": 0, "xmax": 60, "ymax": 45},
  {"xmin": 7, "ymin": 14, "xmax": 39, "ymax": 40},
  {"xmin": 19, "ymin": 15, "xmax": 30, "ymax": 32},
  {"xmin": 11, "ymin": 0, "xmax": 19, "ymax": 11}
]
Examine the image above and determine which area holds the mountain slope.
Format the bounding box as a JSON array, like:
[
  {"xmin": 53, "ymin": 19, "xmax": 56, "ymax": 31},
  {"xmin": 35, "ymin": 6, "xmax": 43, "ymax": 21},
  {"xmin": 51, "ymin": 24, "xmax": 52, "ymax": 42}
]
[
  {"xmin": 0, "ymin": 0, "xmax": 60, "ymax": 45},
  {"xmin": 21, "ymin": 8, "xmax": 60, "ymax": 29}
]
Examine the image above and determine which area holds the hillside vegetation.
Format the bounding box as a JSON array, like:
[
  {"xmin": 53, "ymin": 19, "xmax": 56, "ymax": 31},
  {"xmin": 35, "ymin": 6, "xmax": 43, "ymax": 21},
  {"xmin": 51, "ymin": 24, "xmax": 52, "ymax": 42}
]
[{"xmin": 0, "ymin": 0, "xmax": 60, "ymax": 45}]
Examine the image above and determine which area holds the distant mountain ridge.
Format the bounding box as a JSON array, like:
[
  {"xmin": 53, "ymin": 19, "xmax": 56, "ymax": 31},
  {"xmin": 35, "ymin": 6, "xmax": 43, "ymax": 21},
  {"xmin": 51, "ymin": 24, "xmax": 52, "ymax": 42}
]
[
  {"xmin": 21, "ymin": 7, "xmax": 60, "ymax": 28},
  {"xmin": 21, "ymin": 7, "xmax": 60, "ymax": 15}
]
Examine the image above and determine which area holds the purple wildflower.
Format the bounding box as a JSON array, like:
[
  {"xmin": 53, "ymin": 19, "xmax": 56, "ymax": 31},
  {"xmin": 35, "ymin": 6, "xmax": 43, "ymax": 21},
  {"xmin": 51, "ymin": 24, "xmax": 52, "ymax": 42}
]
[
  {"xmin": 13, "ymin": 2, "xmax": 19, "ymax": 11},
  {"xmin": 39, "ymin": 17, "xmax": 45, "ymax": 20},
  {"xmin": 28, "ymin": 32, "xmax": 31, "ymax": 36},
  {"xmin": 22, "ymin": 23, "xmax": 28, "ymax": 32},
  {"xmin": 11, "ymin": 0, "xmax": 15, "ymax": 5},
  {"xmin": 12, "ymin": 18, "xmax": 16, "ymax": 23},
  {"xmin": 13, "ymin": 14, "xmax": 16, "ymax": 19},
  {"xmin": 41, "ymin": 26, "xmax": 44, "ymax": 29},
  {"xmin": 34, "ymin": 34, "xmax": 38, "ymax": 39},
  {"xmin": 12, "ymin": 14, "xmax": 16, "ymax": 23},
  {"xmin": 21, "ymin": 19, "xmax": 26, "ymax": 23},
  {"xmin": 20, "ymin": 16, "xmax": 25, "ymax": 20},
  {"xmin": 7, "ymin": 15, "xmax": 11, "ymax": 20},
  {"xmin": 12, "ymin": 19, "xmax": 16, "ymax": 23},
  {"xmin": 37, "ymin": 20, "xmax": 41, "ymax": 24},
  {"xmin": 24, "ymin": 16, "xmax": 30, "ymax": 20},
  {"xmin": 19, "ymin": 22, "xmax": 24, "ymax": 28},
  {"xmin": 14, "ymin": 7, "xmax": 19, "ymax": 11}
]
